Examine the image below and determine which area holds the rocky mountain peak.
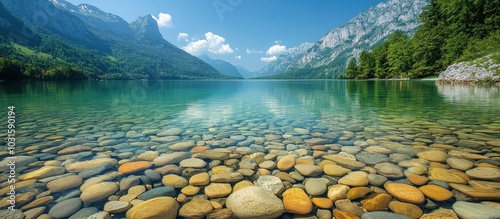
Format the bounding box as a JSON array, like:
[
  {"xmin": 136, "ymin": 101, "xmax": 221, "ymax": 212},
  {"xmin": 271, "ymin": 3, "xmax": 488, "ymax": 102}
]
[{"xmin": 130, "ymin": 15, "xmax": 164, "ymax": 42}]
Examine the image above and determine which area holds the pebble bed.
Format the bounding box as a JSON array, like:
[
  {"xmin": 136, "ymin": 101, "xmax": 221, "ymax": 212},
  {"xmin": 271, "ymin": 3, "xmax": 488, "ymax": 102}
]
[{"xmin": 0, "ymin": 81, "xmax": 499, "ymax": 219}]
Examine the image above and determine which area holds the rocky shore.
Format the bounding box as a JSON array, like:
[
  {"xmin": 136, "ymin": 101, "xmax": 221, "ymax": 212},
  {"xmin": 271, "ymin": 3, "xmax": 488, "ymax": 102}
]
[{"xmin": 436, "ymin": 56, "xmax": 500, "ymax": 84}]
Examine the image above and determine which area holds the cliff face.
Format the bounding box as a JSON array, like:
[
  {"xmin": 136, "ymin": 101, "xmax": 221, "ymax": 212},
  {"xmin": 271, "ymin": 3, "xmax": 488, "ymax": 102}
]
[{"xmin": 267, "ymin": 0, "xmax": 427, "ymax": 78}]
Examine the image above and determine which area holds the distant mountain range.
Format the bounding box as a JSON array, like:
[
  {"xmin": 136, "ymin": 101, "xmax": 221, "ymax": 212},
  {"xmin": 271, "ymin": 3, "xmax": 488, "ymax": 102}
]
[
  {"xmin": 0, "ymin": 0, "xmax": 227, "ymax": 79},
  {"xmin": 262, "ymin": 0, "xmax": 427, "ymax": 79},
  {"xmin": 0, "ymin": 0, "xmax": 428, "ymax": 80},
  {"xmin": 198, "ymin": 55, "xmax": 243, "ymax": 78}
]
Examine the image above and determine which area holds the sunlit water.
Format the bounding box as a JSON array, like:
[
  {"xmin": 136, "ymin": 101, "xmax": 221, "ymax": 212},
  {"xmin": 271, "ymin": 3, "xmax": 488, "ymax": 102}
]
[{"xmin": 0, "ymin": 80, "xmax": 499, "ymax": 218}]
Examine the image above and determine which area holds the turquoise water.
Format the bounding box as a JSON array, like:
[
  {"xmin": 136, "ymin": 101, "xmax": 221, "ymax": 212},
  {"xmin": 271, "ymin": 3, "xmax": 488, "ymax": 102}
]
[{"xmin": 1, "ymin": 80, "xmax": 500, "ymax": 218}]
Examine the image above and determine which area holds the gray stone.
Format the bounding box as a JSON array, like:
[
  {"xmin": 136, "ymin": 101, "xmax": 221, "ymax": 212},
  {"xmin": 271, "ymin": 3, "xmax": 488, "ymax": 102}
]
[
  {"xmin": 69, "ymin": 207, "xmax": 99, "ymax": 219},
  {"xmin": 0, "ymin": 209, "xmax": 24, "ymax": 219},
  {"xmin": 453, "ymin": 201, "xmax": 500, "ymax": 219},
  {"xmin": 78, "ymin": 162, "xmax": 114, "ymax": 179},
  {"xmin": 356, "ymin": 153, "xmax": 390, "ymax": 165},
  {"xmin": 136, "ymin": 186, "xmax": 176, "ymax": 200},
  {"xmin": 256, "ymin": 175, "xmax": 285, "ymax": 195},
  {"xmin": 144, "ymin": 169, "xmax": 162, "ymax": 181},
  {"xmin": 361, "ymin": 212, "xmax": 412, "ymax": 219},
  {"xmin": 226, "ymin": 186, "xmax": 285, "ymax": 219},
  {"xmin": 48, "ymin": 198, "xmax": 82, "ymax": 219},
  {"xmin": 305, "ymin": 178, "xmax": 327, "ymax": 196}
]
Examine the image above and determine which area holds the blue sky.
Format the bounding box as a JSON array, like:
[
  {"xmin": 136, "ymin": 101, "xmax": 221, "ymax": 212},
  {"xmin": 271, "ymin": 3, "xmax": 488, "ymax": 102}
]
[{"xmin": 66, "ymin": 0, "xmax": 386, "ymax": 71}]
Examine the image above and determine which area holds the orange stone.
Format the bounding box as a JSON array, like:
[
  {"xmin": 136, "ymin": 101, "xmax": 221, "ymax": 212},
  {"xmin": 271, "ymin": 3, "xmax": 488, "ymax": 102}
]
[
  {"xmin": 311, "ymin": 197, "xmax": 333, "ymax": 209},
  {"xmin": 190, "ymin": 146, "xmax": 210, "ymax": 153},
  {"xmin": 118, "ymin": 161, "xmax": 152, "ymax": 174},
  {"xmin": 384, "ymin": 182, "xmax": 425, "ymax": 204},
  {"xmin": 418, "ymin": 185, "xmax": 454, "ymax": 201},
  {"xmin": 282, "ymin": 188, "xmax": 313, "ymax": 215},
  {"xmin": 361, "ymin": 193, "xmax": 392, "ymax": 211},
  {"xmin": 407, "ymin": 174, "xmax": 429, "ymax": 186},
  {"xmin": 347, "ymin": 187, "xmax": 372, "ymax": 200},
  {"xmin": 333, "ymin": 209, "xmax": 360, "ymax": 219}
]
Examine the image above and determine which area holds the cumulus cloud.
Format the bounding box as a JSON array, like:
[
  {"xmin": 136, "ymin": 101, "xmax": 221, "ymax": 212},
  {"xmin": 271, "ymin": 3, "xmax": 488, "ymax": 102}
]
[
  {"xmin": 235, "ymin": 55, "xmax": 241, "ymax": 59},
  {"xmin": 266, "ymin": 44, "xmax": 287, "ymax": 55},
  {"xmin": 153, "ymin": 13, "xmax": 174, "ymax": 28},
  {"xmin": 246, "ymin": 49, "xmax": 263, "ymax": 54},
  {"xmin": 182, "ymin": 32, "xmax": 234, "ymax": 55},
  {"xmin": 260, "ymin": 56, "xmax": 277, "ymax": 62},
  {"xmin": 177, "ymin": 32, "xmax": 189, "ymax": 41}
]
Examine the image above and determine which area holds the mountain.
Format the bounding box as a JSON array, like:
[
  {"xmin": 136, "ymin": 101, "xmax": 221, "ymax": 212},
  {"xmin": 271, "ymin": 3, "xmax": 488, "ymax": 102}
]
[
  {"xmin": 0, "ymin": 0, "xmax": 226, "ymax": 80},
  {"xmin": 0, "ymin": 1, "xmax": 41, "ymax": 46},
  {"xmin": 198, "ymin": 55, "xmax": 243, "ymax": 78},
  {"xmin": 259, "ymin": 42, "xmax": 314, "ymax": 77},
  {"xmin": 235, "ymin": 65, "xmax": 256, "ymax": 79},
  {"xmin": 268, "ymin": 0, "xmax": 427, "ymax": 79}
]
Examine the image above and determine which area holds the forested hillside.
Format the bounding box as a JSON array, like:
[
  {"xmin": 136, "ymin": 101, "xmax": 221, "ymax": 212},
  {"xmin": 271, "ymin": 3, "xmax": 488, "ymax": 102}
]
[{"xmin": 344, "ymin": 0, "xmax": 499, "ymax": 79}]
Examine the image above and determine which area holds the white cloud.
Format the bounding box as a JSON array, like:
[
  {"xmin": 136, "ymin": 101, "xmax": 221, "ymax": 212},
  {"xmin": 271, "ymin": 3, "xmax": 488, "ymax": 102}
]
[
  {"xmin": 266, "ymin": 44, "xmax": 287, "ymax": 55},
  {"xmin": 153, "ymin": 12, "xmax": 174, "ymax": 28},
  {"xmin": 260, "ymin": 56, "xmax": 277, "ymax": 62},
  {"xmin": 246, "ymin": 49, "xmax": 263, "ymax": 54},
  {"xmin": 177, "ymin": 32, "xmax": 189, "ymax": 41},
  {"xmin": 235, "ymin": 55, "xmax": 241, "ymax": 59},
  {"xmin": 182, "ymin": 32, "xmax": 234, "ymax": 55}
]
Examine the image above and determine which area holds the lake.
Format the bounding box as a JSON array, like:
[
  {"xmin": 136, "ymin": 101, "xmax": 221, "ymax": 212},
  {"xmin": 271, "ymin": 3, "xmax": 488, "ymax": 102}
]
[{"xmin": 1, "ymin": 80, "xmax": 500, "ymax": 218}]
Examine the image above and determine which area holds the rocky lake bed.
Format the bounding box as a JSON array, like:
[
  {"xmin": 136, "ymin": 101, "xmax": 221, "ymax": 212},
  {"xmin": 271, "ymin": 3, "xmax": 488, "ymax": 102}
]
[{"xmin": 0, "ymin": 109, "xmax": 499, "ymax": 219}]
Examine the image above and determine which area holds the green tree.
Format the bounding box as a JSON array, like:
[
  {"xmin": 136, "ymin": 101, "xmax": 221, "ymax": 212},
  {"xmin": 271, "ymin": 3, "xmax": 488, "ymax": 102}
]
[
  {"xmin": 346, "ymin": 58, "xmax": 358, "ymax": 79},
  {"xmin": 358, "ymin": 51, "xmax": 376, "ymax": 79},
  {"xmin": 387, "ymin": 31, "xmax": 413, "ymax": 78},
  {"xmin": 0, "ymin": 57, "xmax": 26, "ymax": 81}
]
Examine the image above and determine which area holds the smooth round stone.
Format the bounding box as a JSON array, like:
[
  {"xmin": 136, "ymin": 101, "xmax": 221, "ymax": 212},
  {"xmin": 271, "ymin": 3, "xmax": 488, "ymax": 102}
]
[
  {"xmin": 169, "ymin": 141, "xmax": 195, "ymax": 150},
  {"xmin": 368, "ymin": 174, "xmax": 388, "ymax": 186},
  {"xmin": 158, "ymin": 128, "xmax": 183, "ymax": 136},
  {"xmin": 384, "ymin": 182, "xmax": 425, "ymax": 205},
  {"xmin": 311, "ymin": 197, "xmax": 333, "ymax": 209},
  {"xmin": 453, "ymin": 201, "xmax": 500, "ymax": 219},
  {"xmin": 153, "ymin": 152, "xmax": 191, "ymax": 166},
  {"xmin": 259, "ymin": 160, "xmax": 277, "ymax": 169},
  {"xmin": 335, "ymin": 199, "xmax": 365, "ymax": 216},
  {"xmin": 69, "ymin": 207, "xmax": 99, "ymax": 219},
  {"xmin": 104, "ymin": 201, "xmax": 131, "ymax": 213},
  {"xmin": 290, "ymin": 171, "xmax": 305, "ymax": 181},
  {"xmin": 144, "ymin": 169, "xmax": 161, "ymax": 181},
  {"xmin": 58, "ymin": 145, "xmax": 91, "ymax": 155},
  {"xmin": 347, "ymin": 187, "xmax": 372, "ymax": 200},
  {"xmin": 356, "ymin": 153, "xmax": 389, "ymax": 165},
  {"xmin": 137, "ymin": 151, "xmax": 159, "ymax": 161},
  {"xmin": 233, "ymin": 180, "xmax": 254, "ymax": 192},
  {"xmin": 324, "ymin": 164, "xmax": 352, "ymax": 177},
  {"xmin": 181, "ymin": 185, "xmax": 200, "ymax": 196},
  {"xmin": 282, "ymin": 188, "xmax": 313, "ymax": 215},
  {"xmin": 277, "ymin": 155, "xmax": 296, "ymax": 171},
  {"xmin": 419, "ymin": 208, "xmax": 459, "ymax": 219},
  {"xmin": 128, "ymin": 185, "xmax": 146, "ymax": 195},
  {"xmin": 417, "ymin": 150, "xmax": 448, "ymax": 162},
  {"xmin": 86, "ymin": 211, "xmax": 111, "ymax": 219},
  {"xmin": 189, "ymin": 172, "xmax": 210, "ymax": 186},
  {"xmin": 389, "ymin": 201, "xmax": 423, "ymax": 219},
  {"xmin": 362, "ymin": 193, "xmax": 392, "ymax": 211},
  {"xmin": 418, "ymin": 185, "xmax": 454, "ymax": 201},
  {"xmin": 428, "ymin": 168, "xmax": 467, "ymax": 184},
  {"xmin": 65, "ymin": 158, "xmax": 117, "ymax": 172},
  {"xmin": 126, "ymin": 197, "xmax": 179, "ymax": 219},
  {"xmin": 407, "ymin": 174, "xmax": 428, "ymax": 186},
  {"xmin": 162, "ymin": 174, "xmax": 188, "ymax": 188},
  {"xmin": 179, "ymin": 198, "xmax": 214, "ymax": 218},
  {"xmin": 19, "ymin": 166, "xmax": 66, "ymax": 180},
  {"xmin": 136, "ymin": 186, "xmax": 176, "ymax": 200},
  {"xmin": 294, "ymin": 128, "xmax": 310, "ymax": 135},
  {"xmin": 305, "ymin": 178, "xmax": 327, "ymax": 196},
  {"xmin": 118, "ymin": 161, "xmax": 152, "ymax": 174},
  {"xmin": 0, "ymin": 209, "xmax": 24, "ymax": 219},
  {"xmin": 338, "ymin": 171, "xmax": 369, "ymax": 187},
  {"xmin": 294, "ymin": 164, "xmax": 323, "ymax": 177},
  {"xmin": 256, "ymin": 175, "xmax": 285, "ymax": 195},
  {"xmin": 327, "ymin": 184, "xmax": 350, "ymax": 202},
  {"xmin": 212, "ymin": 166, "xmax": 233, "ymax": 174},
  {"xmin": 47, "ymin": 175, "xmax": 83, "ymax": 193},
  {"xmin": 24, "ymin": 207, "xmax": 46, "ymax": 219},
  {"xmin": 204, "ymin": 183, "xmax": 232, "ymax": 198},
  {"xmin": 179, "ymin": 158, "xmax": 207, "ymax": 168},
  {"xmin": 447, "ymin": 157, "xmax": 474, "ymax": 171},
  {"xmin": 80, "ymin": 182, "xmax": 119, "ymax": 203},
  {"xmin": 226, "ymin": 186, "xmax": 285, "ymax": 219},
  {"xmin": 48, "ymin": 198, "xmax": 82, "ymax": 219},
  {"xmin": 466, "ymin": 167, "xmax": 500, "ymax": 181},
  {"xmin": 374, "ymin": 162, "xmax": 404, "ymax": 178},
  {"xmin": 361, "ymin": 211, "xmax": 412, "ymax": 219}
]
